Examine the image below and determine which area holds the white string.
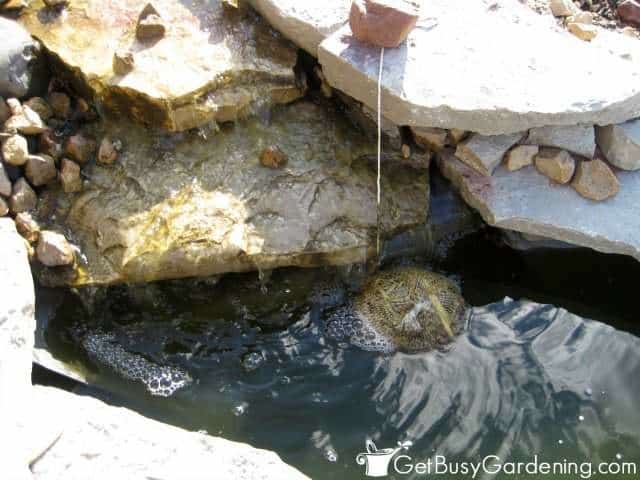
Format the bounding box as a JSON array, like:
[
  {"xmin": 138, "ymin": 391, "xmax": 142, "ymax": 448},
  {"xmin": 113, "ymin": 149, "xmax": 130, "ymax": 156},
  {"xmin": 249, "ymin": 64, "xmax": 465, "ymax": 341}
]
[{"xmin": 376, "ymin": 47, "xmax": 385, "ymax": 260}]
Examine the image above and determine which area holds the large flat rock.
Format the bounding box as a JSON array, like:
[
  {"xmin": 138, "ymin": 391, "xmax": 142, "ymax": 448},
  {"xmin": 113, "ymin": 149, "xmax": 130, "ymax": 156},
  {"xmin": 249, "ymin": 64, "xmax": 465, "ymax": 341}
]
[
  {"xmin": 247, "ymin": 0, "xmax": 350, "ymax": 55},
  {"xmin": 38, "ymin": 101, "xmax": 429, "ymax": 286},
  {"xmin": 20, "ymin": 0, "xmax": 303, "ymax": 131},
  {"xmin": 437, "ymin": 152, "xmax": 640, "ymax": 261},
  {"xmin": 26, "ymin": 386, "xmax": 308, "ymax": 480},
  {"xmin": 318, "ymin": 0, "xmax": 640, "ymax": 135}
]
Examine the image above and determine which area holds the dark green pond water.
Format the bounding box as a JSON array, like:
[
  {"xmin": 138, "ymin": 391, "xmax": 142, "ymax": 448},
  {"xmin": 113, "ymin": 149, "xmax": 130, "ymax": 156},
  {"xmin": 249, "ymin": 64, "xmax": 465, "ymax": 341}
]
[{"xmin": 39, "ymin": 230, "xmax": 640, "ymax": 479}]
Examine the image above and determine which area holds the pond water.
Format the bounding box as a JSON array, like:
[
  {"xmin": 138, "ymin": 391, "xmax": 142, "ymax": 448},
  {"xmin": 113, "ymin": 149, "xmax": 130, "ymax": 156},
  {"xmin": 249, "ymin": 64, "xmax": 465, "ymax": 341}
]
[{"xmin": 40, "ymin": 230, "xmax": 640, "ymax": 479}]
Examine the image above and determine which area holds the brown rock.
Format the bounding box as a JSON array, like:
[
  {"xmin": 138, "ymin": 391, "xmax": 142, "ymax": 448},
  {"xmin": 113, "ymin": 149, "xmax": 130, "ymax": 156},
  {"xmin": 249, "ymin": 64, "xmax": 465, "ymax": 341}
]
[
  {"xmin": 505, "ymin": 145, "xmax": 539, "ymax": 171},
  {"xmin": 571, "ymin": 159, "xmax": 620, "ymax": 201},
  {"xmin": 59, "ymin": 158, "xmax": 82, "ymax": 193},
  {"xmin": 136, "ymin": 4, "xmax": 166, "ymax": 42},
  {"xmin": 4, "ymin": 106, "xmax": 47, "ymax": 135},
  {"xmin": 113, "ymin": 51, "xmax": 135, "ymax": 76},
  {"xmin": 0, "ymin": 97, "xmax": 9, "ymax": 125},
  {"xmin": 412, "ymin": 127, "xmax": 447, "ymax": 152},
  {"xmin": 64, "ymin": 134, "xmax": 97, "ymax": 164},
  {"xmin": 9, "ymin": 178, "xmax": 37, "ymax": 214},
  {"xmin": 567, "ymin": 22, "xmax": 598, "ymax": 41},
  {"xmin": 43, "ymin": 0, "xmax": 68, "ymax": 7},
  {"xmin": 98, "ymin": 137, "xmax": 118, "ymax": 165},
  {"xmin": 2, "ymin": 134, "xmax": 29, "ymax": 166},
  {"xmin": 534, "ymin": 148, "xmax": 576, "ymax": 184},
  {"xmin": 15, "ymin": 212, "xmax": 41, "ymax": 244},
  {"xmin": 260, "ymin": 145, "xmax": 288, "ymax": 169},
  {"xmin": 48, "ymin": 92, "xmax": 72, "ymax": 119},
  {"xmin": 447, "ymin": 129, "xmax": 468, "ymax": 145},
  {"xmin": 36, "ymin": 230, "xmax": 75, "ymax": 267},
  {"xmin": 349, "ymin": 0, "xmax": 421, "ymax": 48},
  {"xmin": 0, "ymin": 162, "xmax": 11, "ymax": 197},
  {"xmin": 24, "ymin": 97, "xmax": 53, "ymax": 121},
  {"xmin": 618, "ymin": 0, "xmax": 640, "ymax": 28},
  {"xmin": 25, "ymin": 154, "xmax": 57, "ymax": 187},
  {"xmin": 0, "ymin": 197, "xmax": 7, "ymax": 216},
  {"xmin": 38, "ymin": 130, "xmax": 63, "ymax": 159}
]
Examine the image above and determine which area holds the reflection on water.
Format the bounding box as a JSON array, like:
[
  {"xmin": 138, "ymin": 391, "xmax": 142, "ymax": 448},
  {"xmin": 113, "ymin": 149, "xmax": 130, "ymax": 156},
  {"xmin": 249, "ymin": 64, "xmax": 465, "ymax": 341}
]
[{"xmin": 42, "ymin": 239, "xmax": 640, "ymax": 480}]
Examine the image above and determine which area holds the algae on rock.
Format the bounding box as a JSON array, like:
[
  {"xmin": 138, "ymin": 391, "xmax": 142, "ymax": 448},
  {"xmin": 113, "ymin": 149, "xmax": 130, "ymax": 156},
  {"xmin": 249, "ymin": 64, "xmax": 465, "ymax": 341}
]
[
  {"xmin": 37, "ymin": 102, "xmax": 429, "ymax": 286},
  {"xmin": 20, "ymin": 0, "xmax": 304, "ymax": 131}
]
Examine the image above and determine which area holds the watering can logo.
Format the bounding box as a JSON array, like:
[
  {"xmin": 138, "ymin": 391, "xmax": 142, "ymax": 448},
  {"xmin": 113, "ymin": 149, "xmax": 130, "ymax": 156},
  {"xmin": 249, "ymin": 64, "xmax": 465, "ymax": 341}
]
[{"xmin": 356, "ymin": 439, "xmax": 412, "ymax": 477}]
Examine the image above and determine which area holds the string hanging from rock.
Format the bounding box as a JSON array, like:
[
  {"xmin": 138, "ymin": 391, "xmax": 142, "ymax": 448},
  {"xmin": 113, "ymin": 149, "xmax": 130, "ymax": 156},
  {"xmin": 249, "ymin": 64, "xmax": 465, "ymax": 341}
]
[{"xmin": 376, "ymin": 46, "xmax": 385, "ymax": 264}]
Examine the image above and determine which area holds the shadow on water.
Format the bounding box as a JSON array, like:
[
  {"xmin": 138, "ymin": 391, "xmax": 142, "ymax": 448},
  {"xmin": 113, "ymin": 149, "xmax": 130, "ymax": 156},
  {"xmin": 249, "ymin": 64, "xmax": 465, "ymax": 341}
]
[{"xmin": 39, "ymin": 233, "xmax": 640, "ymax": 479}]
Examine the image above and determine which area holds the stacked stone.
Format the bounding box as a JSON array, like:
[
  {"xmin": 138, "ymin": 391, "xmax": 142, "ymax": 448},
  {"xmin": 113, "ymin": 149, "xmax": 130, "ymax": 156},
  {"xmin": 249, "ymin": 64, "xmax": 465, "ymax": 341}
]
[
  {"xmin": 437, "ymin": 120, "xmax": 640, "ymax": 202},
  {"xmin": 0, "ymin": 91, "xmax": 120, "ymax": 267}
]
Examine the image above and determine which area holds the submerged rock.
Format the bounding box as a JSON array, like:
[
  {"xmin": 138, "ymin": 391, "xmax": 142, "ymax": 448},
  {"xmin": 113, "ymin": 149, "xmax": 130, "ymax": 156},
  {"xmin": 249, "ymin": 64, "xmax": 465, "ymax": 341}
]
[
  {"xmin": 37, "ymin": 102, "xmax": 429, "ymax": 286},
  {"xmin": 20, "ymin": 0, "xmax": 304, "ymax": 131},
  {"xmin": 82, "ymin": 331, "xmax": 192, "ymax": 397},
  {"xmin": 326, "ymin": 267, "xmax": 467, "ymax": 353}
]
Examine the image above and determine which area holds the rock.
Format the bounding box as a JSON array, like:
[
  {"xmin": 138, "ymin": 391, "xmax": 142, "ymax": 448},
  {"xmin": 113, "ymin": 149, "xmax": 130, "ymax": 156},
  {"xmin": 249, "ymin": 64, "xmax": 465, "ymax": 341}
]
[
  {"xmin": 0, "ymin": 197, "xmax": 7, "ymax": 216},
  {"xmin": 618, "ymin": 0, "xmax": 640, "ymax": 28},
  {"xmin": 38, "ymin": 130, "xmax": 62, "ymax": 159},
  {"xmin": 549, "ymin": 0, "xmax": 579, "ymax": 17},
  {"xmin": 571, "ymin": 158, "xmax": 620, "ymax": 201},
  {"xmin": 505, "ymin": 145, "xmax": 539, "ymax": 171},
  {"xmin": 412, "ymin": 127, "xmax": 448, "ymax": 152},
  {"xmin": 534, "ymin": 148, "xmax": 576, "ymax": 184},
  {"xmin": 246, "ymin": 0, "xmax": 350, "ymax": 55},
  {"xmin": 448, "ymin": 129, "xmax": 468, "ymax": 145},
  {"xmin": 4, "ymin": 105, "xmax": 47, "ymax": 134},
  {"xmin": 0, "ymin": 96, "xmax": 9, "ymax": 124},
  {"xmin": 567, "ymin": 11, "xmax": 594, "ymax": 24},
  {"xmin": 0, "ymin": 162, "xmax": 12, "ymax": 197},
  {"xmin": 15, "ymin": 211, "xmax": 40, "ymax": 243},
  {"xmin": 25, "ymin": 154, "xmax": 57, "ymax": 186},
  {"xmin": 9, "ymin": 177, "xmax": 37, "ymax": 213},
  {"xmin": 28, "ymin": 385, "xmax": 309, "ymax": 480},
  {"xmin": 2, "ymin": 134, "xmax": 29, "ymax": 166},
  {"xmin": 454, "ymin": 132, "xmax": 524, "ymax": 176},
  {"xmin": 24, "ymin": 96, "xmax": 52, "ymax": 121},
  {"xmin": 1, "ymin": 0, "xmax": 27, "ymax": 11},
  {"xmin": 361, "ymin": 105, "xmax": 402, "ymax": 149},
  {"xmin": 47, "ymin": 92, "xmax": 71, "ymax": 119},
  {"xmin": 64, "ymin": 134, "xmax": 97, "ymax": 164},
  {"xmin": 37, "ymin": 101, "xmax": 429, "ymax": 285},
  {"xmin": 567, "ymin": 22, "xmax": 598, "ymax": 41},
  {"xmin": 317, "ymin": 0, "xmax": 640, "ymax": 135},
  {"xmin": 0, "ymin": 17, "xmax": 47, "ymax": 98},
  {"xmin": 437, "ymin": 152, "xmax": 640, "ymax": 261},
  {"xmin": 59, "ymin": 158, "xmax": 82, "ymax": 193},
  {"xmin": 0, "ymin": 217, "xmax": 35, "ymax": 409},
  {"xmin": 596, "ymin": 119, "xmax": 640, "ymax": 171},
  {"xmin": 43, "ymin": 0, "xmax": 68, "ymax": 7},
  {"xmin": 526, "ymin": 124, "xmax": 596, "ymax": 158},
  {"xmin": 6, "ymin": 97, "xmax": 22, "ymax": 116},
  {"xmin": 260, "ymin": 145, "xmax": 288, "ymax": 168},
  {"xmin": 349, "ymin": 0, "xmax": 421, "ymax": 48},
  {"xmin": 37, "ymin": 230, "xmax": 74, "ymax": 266},
  {"xmin": 336, "ymin": 90, "xmax": 402, "ymax": 149},
  {"xmin": 136, "ymin": 4, "xmax": 166, "ymax": 42},
  {"xmin": 113, "ymin": 51, "xmax": 135, "ymax": 76},
  {"xmin": 20, "ymin": 0, "xmax": 304, "ymax": 132},
  {"xmin": 97, "ymin": 137, "xmax": 118, "ymax": 165}
]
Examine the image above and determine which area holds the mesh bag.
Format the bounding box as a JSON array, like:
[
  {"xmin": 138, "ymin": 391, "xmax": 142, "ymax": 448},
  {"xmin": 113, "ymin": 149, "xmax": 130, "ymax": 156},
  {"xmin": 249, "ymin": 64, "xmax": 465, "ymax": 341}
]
[{"xmin": 354, "ymin": 267, "xmax": 466, "ymax": 352}]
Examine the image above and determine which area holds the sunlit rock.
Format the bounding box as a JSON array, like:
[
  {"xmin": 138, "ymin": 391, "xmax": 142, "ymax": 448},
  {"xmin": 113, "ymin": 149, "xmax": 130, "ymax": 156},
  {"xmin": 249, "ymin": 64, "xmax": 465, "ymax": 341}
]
[
  {"xmin": 37, "ymin": 102, "xmax": 429, "ymax": 286},
  {"xmin": 20, "ymin": 0, "xmax": 304, "ymax": 131}
]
